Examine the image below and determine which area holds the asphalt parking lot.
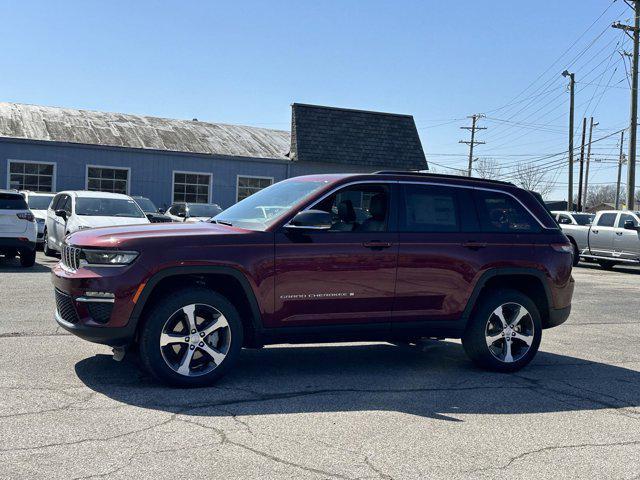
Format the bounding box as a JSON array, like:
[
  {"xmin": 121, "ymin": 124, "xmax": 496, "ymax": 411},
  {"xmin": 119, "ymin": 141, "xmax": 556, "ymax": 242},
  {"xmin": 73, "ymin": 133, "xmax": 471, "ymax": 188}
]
[{"xmin": 1, "ymin": 253, "xmax": 639, "ymax": 479}]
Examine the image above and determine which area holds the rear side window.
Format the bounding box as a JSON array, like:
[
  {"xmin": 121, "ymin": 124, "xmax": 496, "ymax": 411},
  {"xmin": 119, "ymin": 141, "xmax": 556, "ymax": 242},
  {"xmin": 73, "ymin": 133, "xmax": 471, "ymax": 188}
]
[
  {"xmin": 401, "ymin": 185, "xmax": 459, "ymax": 232},
  {"xmin": 473, "ymin": 190, "xmax": 541, "ymax": 233},
  {"xmin": 0, "ymin": 193, "xmax": 28, "ymax": 210},
  {"xmin": 597, "ymin": 213, "xmax": 616, "ymax": 227}
]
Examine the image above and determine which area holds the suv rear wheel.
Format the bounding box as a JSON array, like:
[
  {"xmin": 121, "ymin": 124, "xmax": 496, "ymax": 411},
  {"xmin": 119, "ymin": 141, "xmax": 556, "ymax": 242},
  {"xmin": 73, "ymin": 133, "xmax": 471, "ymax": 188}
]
[
  {"xmin": 462, "ymin": 289, "xmax": 542, "ymax": 372},
  {"xmin": 139, "ymin": 287, "xmax": 243, "ymax": 387}
]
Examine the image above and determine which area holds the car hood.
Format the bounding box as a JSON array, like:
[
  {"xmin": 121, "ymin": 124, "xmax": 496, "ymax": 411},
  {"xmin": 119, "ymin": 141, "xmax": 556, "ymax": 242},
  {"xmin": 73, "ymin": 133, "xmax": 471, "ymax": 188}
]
[
  {"xmin": 76, "ymin": 216, "xmax": 151, "ymax": 229},
  {"xmin": 67, "ymin": 221, "xmax": 252, "ymax": 249}
]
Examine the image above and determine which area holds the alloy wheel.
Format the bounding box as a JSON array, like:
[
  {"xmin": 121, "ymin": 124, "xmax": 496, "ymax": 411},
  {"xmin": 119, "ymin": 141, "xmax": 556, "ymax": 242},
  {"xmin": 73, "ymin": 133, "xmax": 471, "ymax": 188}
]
[
  {"xmin": 484, "ymin": 302, "xmax": 534, "ymax": 363},
  {"xmin": 159, "ymin": 303, "xmax": 231, "ymax": 377}
]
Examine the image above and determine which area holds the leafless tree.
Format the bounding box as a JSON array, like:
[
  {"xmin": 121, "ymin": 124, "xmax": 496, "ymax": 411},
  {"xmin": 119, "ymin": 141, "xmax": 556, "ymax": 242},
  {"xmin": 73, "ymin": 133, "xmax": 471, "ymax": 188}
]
[
  {"xmin": 474, "ymin": 158, "xmax": 502, "ymax": 180},
  {"xmin": 510, "ymin": 162, "xmax": 553, "ymax": 198}
]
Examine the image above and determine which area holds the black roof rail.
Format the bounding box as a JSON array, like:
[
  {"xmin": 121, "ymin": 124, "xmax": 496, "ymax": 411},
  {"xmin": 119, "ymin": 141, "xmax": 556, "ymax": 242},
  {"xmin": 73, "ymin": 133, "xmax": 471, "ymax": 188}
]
[{"xmin": 372, "ymin": 170, "xmax": 514, "ymax": 186}]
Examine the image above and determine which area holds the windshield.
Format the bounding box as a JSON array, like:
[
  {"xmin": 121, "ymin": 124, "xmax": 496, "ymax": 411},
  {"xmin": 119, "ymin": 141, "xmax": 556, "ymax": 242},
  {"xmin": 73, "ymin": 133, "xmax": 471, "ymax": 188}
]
[
  {"xmin": 76, "ymin": 198, "xmax": 146, "ymax": 218},
  {"xmin": 134, "ymin": 197, "xmax": 157, "ymax": 212},
  {"xmin": 572, "ymin": 213, "xmax": 594, "ymax": 226},
  {"xmin": 188, "ymin": 204, "xmax": 222, "ymax": 217},
  {"xmin": 214, "ymin": 179, "xmax": 329, "ymax": 230},
  {"xmin": 27, "ymin": 194, "xmax": 55, "ymax": 210}
]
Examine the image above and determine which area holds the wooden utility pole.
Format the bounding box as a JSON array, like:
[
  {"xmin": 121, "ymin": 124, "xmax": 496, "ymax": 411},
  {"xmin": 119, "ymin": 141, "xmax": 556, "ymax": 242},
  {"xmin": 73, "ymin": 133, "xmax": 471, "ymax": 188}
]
[
  {"xmin": 613, "ymin": 2, "xmax": 639, "ymax": 209},
  {"xmin": 616, "ymin": 130, "xmax": 626, "ymax": 209},
  {"xmin": 562, "ymin": 70, "xmax": 575, "ymax": 211},
  {"xmin": 577, "ymin": 117, "xmax": 587, "ymax": 212},
  {"xmin": 460, "ymin": 114, "xmax": 486, "ymax": 177},
  {"xmin": 582, "ymin": 117, "xmax": 597, "ymax": 209}
]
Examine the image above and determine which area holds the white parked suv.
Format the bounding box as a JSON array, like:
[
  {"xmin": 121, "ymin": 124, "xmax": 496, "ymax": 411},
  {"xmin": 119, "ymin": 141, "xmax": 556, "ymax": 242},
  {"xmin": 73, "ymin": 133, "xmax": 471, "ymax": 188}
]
[
  {"xmin": 0, "ymin": 190, "xmax": 37, "ymax": 267},
  {"xmin": 21, "ymin": 191, "xmax": 55, "ymax": 246},
  {"xmin": 43, "ymin": 191, "xmax": 150, "ymax": 256}
]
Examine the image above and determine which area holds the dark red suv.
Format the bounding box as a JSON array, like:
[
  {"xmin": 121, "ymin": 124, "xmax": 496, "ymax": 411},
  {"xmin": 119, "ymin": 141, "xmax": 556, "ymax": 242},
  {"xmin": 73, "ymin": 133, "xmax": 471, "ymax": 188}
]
[{"xmin": 52, "ymin": 172, "xmax": 574, "ymax": 386}]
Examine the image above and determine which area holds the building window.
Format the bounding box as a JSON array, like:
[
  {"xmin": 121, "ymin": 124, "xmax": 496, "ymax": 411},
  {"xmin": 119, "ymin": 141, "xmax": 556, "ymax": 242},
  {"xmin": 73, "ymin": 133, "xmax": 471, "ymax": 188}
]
[
  {"xmin": 237, "ymin": 176, "xmax": 273, "ymax": 202},
  {"xmin": 173, "ymin": 171, "xmax": 211, "ymax": 203},
  {"xmin": 8, "ymin": 161, "xmax": 55, "ymax": 192},
  {"xmin": 87, "ymin": 166, "xmax": 129, "ymax": 194}
]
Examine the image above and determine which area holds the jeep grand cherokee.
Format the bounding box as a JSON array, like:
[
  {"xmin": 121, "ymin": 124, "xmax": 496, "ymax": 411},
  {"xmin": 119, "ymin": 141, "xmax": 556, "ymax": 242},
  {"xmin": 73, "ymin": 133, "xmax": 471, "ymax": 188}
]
[{"xmin": 52, "ymin": 172, "xmax": 574, "ymax": 387}]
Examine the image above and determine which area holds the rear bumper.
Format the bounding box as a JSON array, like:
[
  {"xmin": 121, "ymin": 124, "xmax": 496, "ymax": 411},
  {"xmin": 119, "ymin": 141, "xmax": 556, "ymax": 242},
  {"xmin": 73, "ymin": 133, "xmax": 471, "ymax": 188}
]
[
  {"xmin": 545, "ymin": 304, "xmax": 571, "ymax": 329},
  {"xmin": 0, "ymin": 237, "xmax": 36, "ymax": 251}
]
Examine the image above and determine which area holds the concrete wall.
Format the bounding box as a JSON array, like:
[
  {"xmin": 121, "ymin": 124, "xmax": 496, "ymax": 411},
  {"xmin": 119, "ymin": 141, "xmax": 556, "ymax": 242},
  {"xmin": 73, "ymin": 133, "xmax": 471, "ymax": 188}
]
[{"xmin": 0, "ymin": 139, "xmax": 372, "ymax": 209}]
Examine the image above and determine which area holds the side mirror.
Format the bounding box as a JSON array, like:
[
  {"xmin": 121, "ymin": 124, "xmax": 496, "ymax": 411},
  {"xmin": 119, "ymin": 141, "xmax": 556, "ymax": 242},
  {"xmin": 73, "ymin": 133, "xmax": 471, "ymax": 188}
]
[
  {"xmin": 157, "ymin": 208, "xmax": 165, "ymax": 214},
  {"xmin": 286, "ymin": 210, "xmax": 332, "ymax": 230},
  {"xmin": 177, "ymin": 212, "xmax": 186, "ymax": 218},
  {"xmin": 55, "ymin": 209, "xmax": 67, "ymax": 220},
  {"xmin": 624, "ymin": 219, "xmax": 638, "ymax": 230}
]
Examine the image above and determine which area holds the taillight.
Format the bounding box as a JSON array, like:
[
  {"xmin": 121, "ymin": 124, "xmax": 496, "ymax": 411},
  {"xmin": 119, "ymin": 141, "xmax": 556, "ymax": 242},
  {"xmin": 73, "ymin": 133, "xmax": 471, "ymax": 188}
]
[
  {"xmin": 16, "ymin": 212, "xmax": 35, "ymax": 222},
  {"xmin": 551, "ymin": 243, "xmax": 572, "ymax": 253}
]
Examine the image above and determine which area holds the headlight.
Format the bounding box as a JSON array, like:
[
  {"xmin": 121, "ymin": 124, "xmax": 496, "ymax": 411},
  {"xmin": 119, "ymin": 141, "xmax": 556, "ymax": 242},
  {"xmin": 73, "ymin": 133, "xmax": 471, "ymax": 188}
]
[{"xmin": 81, "ymin": 249, "xmax": 139, "ymax": 265}]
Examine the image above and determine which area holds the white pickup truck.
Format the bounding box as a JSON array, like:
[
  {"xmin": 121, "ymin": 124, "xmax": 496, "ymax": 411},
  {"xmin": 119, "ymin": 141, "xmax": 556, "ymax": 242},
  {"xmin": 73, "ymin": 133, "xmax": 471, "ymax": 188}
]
[{"xmin": 556, "ymin": 210, "xmax": 640, "ymax": 269}]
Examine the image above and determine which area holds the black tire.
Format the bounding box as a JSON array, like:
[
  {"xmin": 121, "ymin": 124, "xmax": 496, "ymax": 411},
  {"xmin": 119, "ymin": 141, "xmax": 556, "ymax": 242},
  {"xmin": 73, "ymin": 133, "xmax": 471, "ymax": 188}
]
[
  {"xmin": 138, "ymin": 287, "xmax": 244, "ymax": 387},
  {"xmin": 43, "ymin": 229, "xmax": 57, "ymax": 257},
  {"xmin": 598, "ymin": 259, "xmax": 616, "ymax": 270},
  {"xmin": 462, "ymin": 289, "xmax": 542, "ymax": 373},
  {"xmin": 571, "ymin": 241, "xmax": 580, "ymax": 267},
  {"xmin": 19, "ymin": 248, "xmax": 36, "ymax": 267}
]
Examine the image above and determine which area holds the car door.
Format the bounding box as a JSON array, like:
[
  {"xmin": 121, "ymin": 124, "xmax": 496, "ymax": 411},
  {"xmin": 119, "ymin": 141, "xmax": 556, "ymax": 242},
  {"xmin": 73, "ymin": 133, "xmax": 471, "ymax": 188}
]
[
  {"xmin": 273, "ymin": 182, "xmax": 398, "ymax": 328},
  {"xmin": 613, "ymin": 213, "xmax": 640, "ymax": 259},
  {"xmin": 52, "ymin": 194, "xmax": 71, "ymax": 248},
  {"xmin": 392, "ymin": 183, "xmax": 481, "ymax": 324},
  {"xmin": 589, "ymin": 212, "xmax": 617, "ymax": 257}
]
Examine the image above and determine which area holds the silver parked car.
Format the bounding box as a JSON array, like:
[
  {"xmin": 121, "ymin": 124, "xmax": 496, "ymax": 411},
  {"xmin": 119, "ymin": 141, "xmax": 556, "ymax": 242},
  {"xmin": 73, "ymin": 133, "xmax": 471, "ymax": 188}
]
[{"xmin": 551, "ymin": 211, "xmax": 595, "ymax": 266}]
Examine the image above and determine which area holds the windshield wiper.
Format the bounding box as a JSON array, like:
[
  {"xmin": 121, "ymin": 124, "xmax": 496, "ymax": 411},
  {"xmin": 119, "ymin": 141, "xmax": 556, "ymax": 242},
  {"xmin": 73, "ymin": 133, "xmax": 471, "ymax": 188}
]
[{"xmin": 212, "ymin": 219, "xmax": 233, "ymax": 226}]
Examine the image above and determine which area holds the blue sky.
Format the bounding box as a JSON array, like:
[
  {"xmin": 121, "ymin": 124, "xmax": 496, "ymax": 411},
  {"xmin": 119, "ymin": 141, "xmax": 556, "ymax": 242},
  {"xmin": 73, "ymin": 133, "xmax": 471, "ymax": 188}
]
[{"xmin": 0, "ymin": 0, "xmax": 634, "ymax": 198}]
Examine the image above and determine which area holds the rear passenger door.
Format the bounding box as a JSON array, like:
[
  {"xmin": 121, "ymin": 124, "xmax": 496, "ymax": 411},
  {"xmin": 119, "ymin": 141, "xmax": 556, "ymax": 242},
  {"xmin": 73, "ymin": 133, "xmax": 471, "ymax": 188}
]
[
  {"xmin": 392, "ymin": 184, "xmax": 480, "ymax": 324},
  {"xmin": 589, "ymin": 212, "xmax": 617, "ymax": 257},
  {"xmin": 613, "ymin": 213, "xmax": 640, "ymax": 259}
]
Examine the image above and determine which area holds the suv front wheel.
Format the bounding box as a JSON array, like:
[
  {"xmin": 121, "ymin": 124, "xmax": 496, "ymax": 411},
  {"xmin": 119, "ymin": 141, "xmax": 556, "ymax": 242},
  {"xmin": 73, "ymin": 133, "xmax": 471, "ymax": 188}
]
[
  {"xmin": 139, "ymin": 287, "xmax": 244, "ymax": 387},
  {"xmin": 462, "ymin": 289, "xmax": 542, "ymax": 372}
]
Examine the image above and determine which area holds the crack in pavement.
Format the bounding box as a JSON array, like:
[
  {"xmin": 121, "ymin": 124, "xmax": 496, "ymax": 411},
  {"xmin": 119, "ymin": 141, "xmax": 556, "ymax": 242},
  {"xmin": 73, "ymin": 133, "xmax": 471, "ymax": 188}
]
[{"xmin": 466, "ymin": 439, "xmax": 640, "ymax": 474}]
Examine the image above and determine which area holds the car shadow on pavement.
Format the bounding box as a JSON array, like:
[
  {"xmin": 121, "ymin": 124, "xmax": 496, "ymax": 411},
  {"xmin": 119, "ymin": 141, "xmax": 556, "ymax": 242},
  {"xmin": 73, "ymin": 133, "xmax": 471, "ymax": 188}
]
[
  {"xmin": 0, "ymin": 257, "xmax": 51, "ymax": 273},
  {"xmin": 75, "ymin": 341, "xmax": 640, "ymax": 421}
]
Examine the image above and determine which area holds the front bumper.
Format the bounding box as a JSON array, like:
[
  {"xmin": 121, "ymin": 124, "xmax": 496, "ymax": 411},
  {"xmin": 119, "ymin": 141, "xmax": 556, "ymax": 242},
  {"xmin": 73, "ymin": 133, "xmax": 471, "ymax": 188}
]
[
  {"xmin": 51, "ymin": 261, "xmax": 150, "ymax": 347},
  {"xmin": 55, "ymin": 310, "xmax": 135, "ymax": 346},
  {"xmin": 545, "ymin": 304, "xmax": 571, "ymax": 329}
]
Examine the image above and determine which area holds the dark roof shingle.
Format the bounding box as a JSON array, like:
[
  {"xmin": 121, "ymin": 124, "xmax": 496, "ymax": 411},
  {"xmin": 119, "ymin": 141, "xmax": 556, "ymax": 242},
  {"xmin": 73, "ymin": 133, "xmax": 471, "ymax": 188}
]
[{"xmin": 290, "ymin": 103, "xmax": 427, "ymax": 170}]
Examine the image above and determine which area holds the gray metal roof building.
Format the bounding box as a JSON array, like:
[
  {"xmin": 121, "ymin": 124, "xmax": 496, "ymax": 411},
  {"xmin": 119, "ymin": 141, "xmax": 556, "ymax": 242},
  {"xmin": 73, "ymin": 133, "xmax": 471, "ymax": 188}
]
[{"xmin": 0, "ymin": 101, "xmax": 427, "ymax": 209}]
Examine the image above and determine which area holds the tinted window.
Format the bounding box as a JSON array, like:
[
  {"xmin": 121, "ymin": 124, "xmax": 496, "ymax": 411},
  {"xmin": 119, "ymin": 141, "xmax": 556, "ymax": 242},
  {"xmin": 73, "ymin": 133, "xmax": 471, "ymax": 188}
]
[
  {"xmin": 473, "ymin": 190, "xmax": 540, "ymax": 233},
  {"xmin": 187, "ymin": 204, "xmax": 222, "ymax": 217},
  {"xmin": 75, "ymin": 198, "xmax": 145, "ymax": 218},
  {"xmin": 313, "ymin": 184, "xmax": 390, "ymax": 232},
  {"xmin": 0, "ymin": 193, "xmax": 28, "ymax": 210},
  {"xmin": 134, "ymin": 197, "xmax": 157, "ymax": 212},
  {"xmin": 400, "ymin": 185, "xmax": 459, "ymax": 232},
  {"xmin": 62, "ymin": 196, "xmax": 72, "ymax": 214},
  {"xmin": 618, "ymin": 213, "xmax": 639, "ymax": 228},
  {"xmin": 573, "ymin": 214, "xmax": 594, "ymax": 226},
  {"xmin": 27, "ymin": 194, "xmax": 55, "ymax": 210},
  {"xmin": 597, "ymin": 213, "xmax": 616, "ymax": 227}
]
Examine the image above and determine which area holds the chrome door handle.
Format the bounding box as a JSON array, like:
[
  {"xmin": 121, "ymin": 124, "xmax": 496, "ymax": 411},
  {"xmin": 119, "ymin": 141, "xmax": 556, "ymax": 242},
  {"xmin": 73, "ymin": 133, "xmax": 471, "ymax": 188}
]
[
  {"xmin": 592, "ymin": 230, "xmax": 599, "ymax": 234},
  {"xmin": 616, "ymin": 232, "xmax": 623, "ymax": 236},
  {"xmin": 463, "ymin": 241, "xmax": 488, "ymax": 250},
  {"xmin": 362, "ymin": 241, "xmax": 393, "ymax": 250}
]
